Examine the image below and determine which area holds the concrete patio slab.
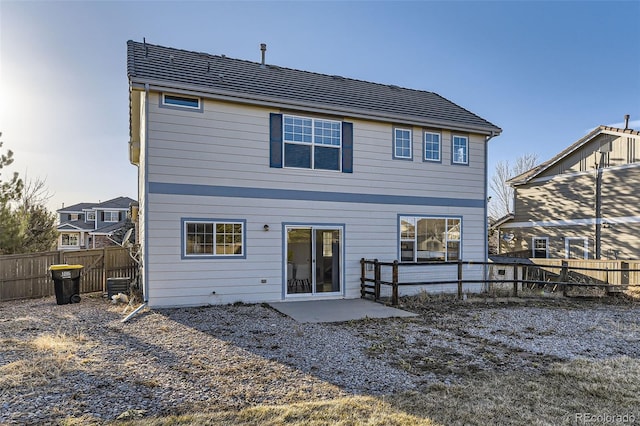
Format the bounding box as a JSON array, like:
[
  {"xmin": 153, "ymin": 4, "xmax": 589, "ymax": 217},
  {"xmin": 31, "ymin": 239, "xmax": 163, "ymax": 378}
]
[{"xmin": 268, "ymin": 298, "xmax": 418, "ymax": 323}]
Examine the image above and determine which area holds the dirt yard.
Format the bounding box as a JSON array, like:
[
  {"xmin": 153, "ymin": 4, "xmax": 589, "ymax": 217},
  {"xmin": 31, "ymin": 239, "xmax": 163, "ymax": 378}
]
[{"xmin": 1, "ymin": 293, "xmax": 639, "ymax": 425}]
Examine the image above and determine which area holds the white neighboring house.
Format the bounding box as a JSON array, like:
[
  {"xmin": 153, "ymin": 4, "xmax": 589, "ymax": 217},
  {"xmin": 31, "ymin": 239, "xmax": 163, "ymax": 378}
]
[
  {"xmin": 56, "ymin": 197, "xmax": 135, "ymax": 250},
  {"xmin": 127, "ymin": 41, "xmax": 502, "ymax": 308}
]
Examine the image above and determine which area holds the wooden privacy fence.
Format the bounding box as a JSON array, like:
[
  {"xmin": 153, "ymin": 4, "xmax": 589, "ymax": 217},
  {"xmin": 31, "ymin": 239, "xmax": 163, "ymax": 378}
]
[
  {"xmin": 360, "ymin": 258, "xmax": 640, "ymax": 305},
  {"xmin": 0, "ymin": 247, "xmax": 138, "ymax": 302}
]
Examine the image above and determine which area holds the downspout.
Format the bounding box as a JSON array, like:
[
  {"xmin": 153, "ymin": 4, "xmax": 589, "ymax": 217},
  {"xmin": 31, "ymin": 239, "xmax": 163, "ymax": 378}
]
[
  {"xmin": 483, "ymin": 131, "xmax": 498, "ymax": 292},
  {"xmin": 123, "ymin": 83, "xmax": 150, "ymax": 323}
]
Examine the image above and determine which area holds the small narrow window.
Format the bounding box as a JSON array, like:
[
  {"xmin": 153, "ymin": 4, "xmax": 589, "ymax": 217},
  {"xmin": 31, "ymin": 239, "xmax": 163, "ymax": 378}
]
[
  {"xmin": 424, "ymin": 132, "xmax": 441, "ymax": 162},
  {"xmin": 452, "ymin": 135, "xmax": 468, "ymax": 165},
  {"xmin": 393, "ymin": 128, "xmax": 412, "ymax": 159},
  {"xmin": 162, "ymin": 94, "xmax": 200, "ymax": 109}
]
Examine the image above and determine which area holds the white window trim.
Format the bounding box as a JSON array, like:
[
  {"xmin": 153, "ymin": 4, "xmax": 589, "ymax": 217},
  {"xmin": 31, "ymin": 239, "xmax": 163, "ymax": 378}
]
[
  {"xmin": 564, "ymin": 237, "xmax": 589, "ymax": 259},
  {"xmin": 452, "ymin": 135, "xmax": 469, "ymax": 165},
  {"xmin": 162, "ymin": 93, "xmax": 201, "ymax": 110},
  {"xmin": 283, "ymin": 114, "xmax": 342, "ymax": 171},
  {"xmin": 86, "ymin": 211, "xmax": 96, "ymax": 221},
  {"xmin": 532, "ymin": 237, "xmax": 549, "ymax": 258},
  {"xmin": 399, "ymin": 215, "xmax": 462, "ymax": 262},
  {"xmin": 60, "ymin": 233, "xmax": 80, "ymax": 246},
  {"xmin": 393, "ymin": 127, "xmax": 413, "ymax": 160},
  {"xmin": 104, "ymin": 211, "xmax": 119, "ymax": 223},
  {"xmin": 424, "ymin": 131, "xmax": 441, "ymax": 162}
]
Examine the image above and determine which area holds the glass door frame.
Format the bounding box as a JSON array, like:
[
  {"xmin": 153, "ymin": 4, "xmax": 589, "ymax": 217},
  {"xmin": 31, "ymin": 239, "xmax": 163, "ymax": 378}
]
[{"xmin": 283, "ymin": 223, "xmax": 344, "ymax": 298}]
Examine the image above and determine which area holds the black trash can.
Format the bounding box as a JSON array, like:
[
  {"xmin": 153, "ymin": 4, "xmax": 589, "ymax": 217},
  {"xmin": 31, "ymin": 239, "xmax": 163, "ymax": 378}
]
[{"xmin": 49, "ymin": 264, "xmax": 83, "ymax": 305}]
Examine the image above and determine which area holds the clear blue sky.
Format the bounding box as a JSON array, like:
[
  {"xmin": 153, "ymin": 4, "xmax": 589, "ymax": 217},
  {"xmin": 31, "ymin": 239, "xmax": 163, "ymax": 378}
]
[{"xmin": 1, "ymin": 1, "xmax": 639, "ymax": 212}]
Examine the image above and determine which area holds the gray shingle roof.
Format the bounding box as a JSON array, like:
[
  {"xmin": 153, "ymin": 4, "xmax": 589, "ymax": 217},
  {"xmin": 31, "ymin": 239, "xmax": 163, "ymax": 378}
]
[
  {"xmin": 58, "ymin": 202, "xmax": 96, "ymax": 213},
  {"xmin": 91, "ymin": 220, "xmax": 128, "ymax": 235},
  {"xmin": 57, "ymin": 220, "xmax": 95, "ymax": 231},
  {"xmin": 57, "ymin": 197, "xmax": 135, "ymax": 213},
  {"xmin": 127, "ymin": 41, "xmax": 501, "ymax": 135},
  {"xmin": 94, "ymin": 196, "xmax": 136, "ymax": 210}
]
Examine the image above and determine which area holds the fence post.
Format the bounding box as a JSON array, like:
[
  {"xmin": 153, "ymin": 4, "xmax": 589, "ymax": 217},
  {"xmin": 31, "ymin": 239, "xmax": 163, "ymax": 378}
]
[
  {"xmin": 102, "ymin": 247, "xmax": 108, "ymax": 293},
  {"xmin": 457, "ymin": 259, "xmax": 463, "ymax": 300},
  {"xmin": 374, "ymin": 259, "xmax": 380, "ymax": 301},
  {"xmin": 360, "ymin": 258, "xmax": 365, "ymax": 298},
  {"xmin": 392, "ymin": 260, "xmax": 399, "ymax": 306},
  {"xmin": 513, "ymin": 265, "xmax": 518, "ymax": 297}
]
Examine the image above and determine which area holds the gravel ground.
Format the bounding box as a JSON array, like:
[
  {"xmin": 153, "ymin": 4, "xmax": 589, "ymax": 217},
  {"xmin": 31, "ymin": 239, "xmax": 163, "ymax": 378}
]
[{"xmin": 1, "ymin": 293, "xmax": 639, "ymax": 424}]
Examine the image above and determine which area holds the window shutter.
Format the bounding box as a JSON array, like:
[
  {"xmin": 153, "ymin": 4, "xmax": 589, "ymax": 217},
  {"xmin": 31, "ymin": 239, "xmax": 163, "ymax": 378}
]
[
  {"xmin": 100, "ymin": 212, "xmax": 104, "ymax": 222},
  {"xmin": 269, "ymin": 113, "xmax": 283, "ymax": 168},
  {"xmin": 342, "ymin": 121, "xmax": 353, "ymax": 173}
]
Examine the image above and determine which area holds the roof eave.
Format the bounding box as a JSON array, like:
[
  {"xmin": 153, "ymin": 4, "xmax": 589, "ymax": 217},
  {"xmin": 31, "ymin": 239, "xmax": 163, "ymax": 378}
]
[
  {"xmin": 129, "ymin": 78, "xmax": 502, "ymax": 136},
  {"xmin": 508, "ymin": 126, "xmax": 614, "ymax": 186}
]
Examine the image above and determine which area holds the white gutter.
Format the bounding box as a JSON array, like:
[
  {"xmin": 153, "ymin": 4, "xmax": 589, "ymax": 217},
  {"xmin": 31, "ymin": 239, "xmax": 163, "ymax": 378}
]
[{"xmin": 123, "ymin": 83, "xmax": 150, "ymax": 323}]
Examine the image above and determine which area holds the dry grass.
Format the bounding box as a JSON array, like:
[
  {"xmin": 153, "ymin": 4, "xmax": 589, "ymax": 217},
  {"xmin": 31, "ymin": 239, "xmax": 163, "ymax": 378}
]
[
  {"xmin": 0, "ymin": 331, "xmax": 86, "ymax": 389},
  {"xmin": 110, "ymin": 357, "xmax": 640, "ymax": 426},
  {"xmin": 624, "ymin": 285, "xmax": 640, "ymax": 300},
  {"xmin": 388, "ymin": 357, "xmax": 640, "ymax": 425},
  {"xmin": 118, "ymin": 396, "xmax": 438, "ymax": 426}
]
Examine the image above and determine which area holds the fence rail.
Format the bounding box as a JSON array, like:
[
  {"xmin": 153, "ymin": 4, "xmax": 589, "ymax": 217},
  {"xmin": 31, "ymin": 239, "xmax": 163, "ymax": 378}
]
[
  {"xmin": 0, "ymin": 247, "xmax": 138, "ymax": 302},
  {"xmin": 360, "ymin": 258, "xmax": 640, "ymax": 305}
]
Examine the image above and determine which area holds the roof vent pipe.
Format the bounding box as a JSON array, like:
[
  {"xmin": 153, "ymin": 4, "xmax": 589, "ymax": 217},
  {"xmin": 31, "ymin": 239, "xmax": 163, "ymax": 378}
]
[
  {"xmin": 624, "ymin": 114, "xmax": 630, "ymax": 130},
  {"xmin": 260, "ymin": 43, "xmax": 267, "ymax": 68}
]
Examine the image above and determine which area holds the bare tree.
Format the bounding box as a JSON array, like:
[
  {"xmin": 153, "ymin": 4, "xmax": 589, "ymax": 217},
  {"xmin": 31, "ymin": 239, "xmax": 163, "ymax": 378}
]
[
  {"xmin": 488, "ymin": 153, "xmax": 539, "ymax": 220},
  {"xmin": 19, "ymin": 174, "xmax": 54, "ymax": 211}
]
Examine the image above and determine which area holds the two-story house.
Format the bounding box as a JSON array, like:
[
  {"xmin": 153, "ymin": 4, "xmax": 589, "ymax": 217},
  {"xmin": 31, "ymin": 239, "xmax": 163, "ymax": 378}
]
[
  {"xmin": 127, "ymin": 40, "xmax": 501, "ymax": 308},
  {"xmin": 56, "ymin": 196, "xmax": 135, "ymax": 250},
  {"xmin": 496, "ymin": 121, "xmax": 640, "ymax": 260}
]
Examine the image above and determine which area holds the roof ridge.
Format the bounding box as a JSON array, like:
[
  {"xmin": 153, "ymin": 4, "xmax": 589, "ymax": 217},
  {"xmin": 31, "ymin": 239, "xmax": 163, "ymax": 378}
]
[{"xmin": 128, "ymin": 40, "xmax": 442, "ymax": 96}]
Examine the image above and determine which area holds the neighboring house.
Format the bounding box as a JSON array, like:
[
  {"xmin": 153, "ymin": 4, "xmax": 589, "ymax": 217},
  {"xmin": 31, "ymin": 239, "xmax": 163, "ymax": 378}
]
[
  {"xmin": 56, "ymin": 196, "xmax": 135, "ymax": 250},
  {"xmin": 127, "ymin": 40, "xmax": 501, "ymax": 307},
  {"xmin": 496, "ymin": 121, "xmax": 640, "ymax": 260}
]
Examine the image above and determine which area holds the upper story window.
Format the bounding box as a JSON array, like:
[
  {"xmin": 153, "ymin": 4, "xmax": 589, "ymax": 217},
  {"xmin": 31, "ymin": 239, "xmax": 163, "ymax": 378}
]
[
  {"xmin": 452, "ymin": 135, "xmax": 469, "ymax": 165},
  {"xmin": 399, "ymin": 216, "xmax": 461, "ymax": 262},
  {"xmin": 103, "ymin": 211, "xmax": 119, "ymax": 222},
  {"xmin": 283, "ymin": 115, "xmax": 342, "ymax": 171},
  {"xmin": 183, "ymin": 219, "xmax": 245, "ymax": 258},
  {"xmin": 424, "ymin": 131, "xmax": 441, "ymax": 162},
  {"xmin": 162, "ymin": 93, "xmax": 201, "ymax": 110},
  {"xmin": 86, "ymin": 211, "xmax": 96, "ymax": 221},
  {"xmin": 393, "ymin": 128, "xmax": 412, "ymax": 160},
  {"xmin": 69, "ymin": 213, "xmax": 79, "ymax": 221}
]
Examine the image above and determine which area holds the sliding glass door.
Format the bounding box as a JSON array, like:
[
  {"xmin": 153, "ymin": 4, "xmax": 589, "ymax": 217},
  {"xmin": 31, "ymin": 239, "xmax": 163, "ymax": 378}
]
[{"xmin": 285, "ymin": 226, "xmax": 342, "ymax": 296}]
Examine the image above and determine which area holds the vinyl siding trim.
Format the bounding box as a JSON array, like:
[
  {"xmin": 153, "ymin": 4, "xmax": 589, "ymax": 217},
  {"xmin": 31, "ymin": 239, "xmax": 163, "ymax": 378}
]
[
  {"xmin": 505, "ymin": 215, "xmax": 640, "ymax": 228},
  {"xmin": 148, "ymin": 182, "xmax": 485, "ymax": 208}
]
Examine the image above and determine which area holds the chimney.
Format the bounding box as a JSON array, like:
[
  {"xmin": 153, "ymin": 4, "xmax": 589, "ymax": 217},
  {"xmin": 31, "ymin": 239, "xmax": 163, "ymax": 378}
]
[
  {"xmin": 624, "ymin": 114, "xmax": 630, "ymax": 130},
  {"xmin": 260, "ymin": 43, "xmax": 267, "ymax": 68}
]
